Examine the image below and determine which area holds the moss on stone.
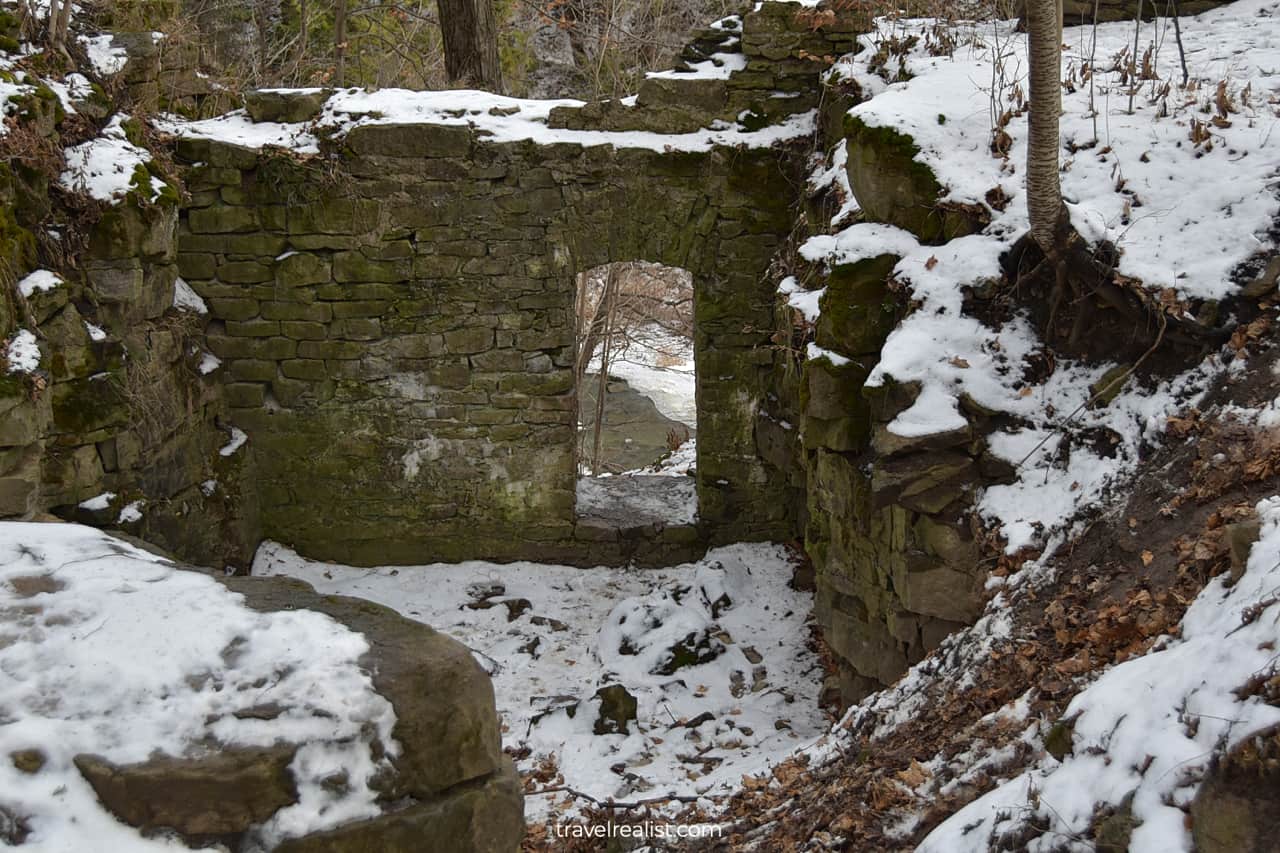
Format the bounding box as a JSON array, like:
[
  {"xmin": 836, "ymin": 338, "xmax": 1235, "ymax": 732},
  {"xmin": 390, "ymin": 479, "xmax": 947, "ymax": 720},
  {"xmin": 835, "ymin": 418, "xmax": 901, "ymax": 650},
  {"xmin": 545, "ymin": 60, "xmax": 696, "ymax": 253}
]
[{"xmin": 816, "ymin": 254, "xmax": 902, "ymax": 357}]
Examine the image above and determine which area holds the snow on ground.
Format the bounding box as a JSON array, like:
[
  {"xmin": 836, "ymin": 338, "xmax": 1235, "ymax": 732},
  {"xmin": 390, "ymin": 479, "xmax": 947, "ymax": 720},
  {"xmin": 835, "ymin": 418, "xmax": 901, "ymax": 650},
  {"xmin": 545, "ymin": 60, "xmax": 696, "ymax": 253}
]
[
  {"xmin": 829, "ymin": 1, "xmax": 1280, "ymax": 300},
  {"xmin": 648, "ymin": 49, "xmax": 746, "ymax": 82},
  {"xmin": 577, "ymin": 474, "xmax": 697, "ymax": 525},
  {"xmin": 975, "ymin": 353, "xmax": 1228, "ymax": 552},
  {"xmin": 253, "ymin": 541, "xmax": 826, "ymax": 821},
  {"xmin": 920, "ymin": 495, "xmax": 1280, "ymax": 853},
  {"xmin": 16, "ymin": 269, "xmax": 61, "ymax": 298},
  {"xmin": 156, "ymin": 87, "xmax": 817, "ymax": 156},
  {"xmin": 592, "ymin": 323, "xmax": 696, "ymax": 428},
  {"xmin": 0, "ymin": 522, "xmax": 399, "ymax": 851},
  {"xmin": 44, "ymin": 72, "xmax": 93, "ymax": 114},
  {"xmin": 0, "ymin": 73, "xmax": 36, "ymax": 135},
  {"xmin": 172, "ymin": 276, "xmax": 208, "ymax": 313},
  {"xmin": 61, "ymin": 114, "xmax": 168, "ymax": 203},
  {"xmin": 78, "ymin": 34, "xmax": 128, "ymax": 76},
  {"xmin": 219, "ymin": 425, "xmax": 248, "ymax": 457}
]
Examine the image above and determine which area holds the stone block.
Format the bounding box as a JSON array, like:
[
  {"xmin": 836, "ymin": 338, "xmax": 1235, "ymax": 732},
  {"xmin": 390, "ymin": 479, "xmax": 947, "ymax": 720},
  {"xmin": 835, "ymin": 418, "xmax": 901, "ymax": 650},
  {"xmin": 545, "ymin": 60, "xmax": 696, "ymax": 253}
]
[
  {"xmin": 333, "ymin": 252, "xmax": 410, "ymax": 283},
  {"xmin": 331, "ymin": 318, "xmax": 381, "ymax": 340},
  {"xmin": 298, "ymin": 340, "xmax": 363, "ymax": 360},
  {"xmin": 229, "ymin": 359, "xmax": 278, "ymax": 382},
  {"xmin": 280, "ymin": 321, "xmax": 327, "ymax": 341},
  {"xmin": 331, "ymin": 301, "xmax": 388, "ymax": 319},
  {"xmin": 206, "ymin": 334, "xmax": 297, "ymax": 361},
  {"xmin": 281, "ymin": 359, "xmax": 326, "ymax": 381},
  {"xmin": 217, "ymin": 260, "xmax": 273, "ymax": 283},
  {"xmin": 206, "ymin": 298, "xmax": 260, "ymax": 321},
  {"xmin": 276, "ymin": 253, "xmax": 331, "ymax": 287},
  {"xmin": 244, "ymin": 88, "xmax": 331, "ymax": 123},
  {"xmin": 261, "ymin": 302, "xmax": 332, "ymax": 322},
  {"xmin": 345, "ymin": 123, "xmax": 472, "ymax": 158},
  {"xmin": 226, "ymin": 382, "xmax": 267, "ymax": 408},
  {"xmin": 287, "ymin": 199, "xmax": 381, "ymax": 235},
  {"xmin": 226, "ymin": 319, "xmax": 281, "ymax": 337},
  {"xmin": 188, "ymin": 205, "xmax": 259, "ymax": 234},
  {"xmin": 177, "ymin": 252, "xmax": 216, "ymax": 279},
  {"xmin": 444, "ymin": 327, "xmax": 493, "ymax": 354}
]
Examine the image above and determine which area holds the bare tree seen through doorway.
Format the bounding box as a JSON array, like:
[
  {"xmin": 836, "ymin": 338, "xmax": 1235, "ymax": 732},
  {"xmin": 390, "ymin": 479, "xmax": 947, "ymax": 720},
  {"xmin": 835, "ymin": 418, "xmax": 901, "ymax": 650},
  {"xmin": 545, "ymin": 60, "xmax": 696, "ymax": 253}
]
[{"xmin": 574, "ymin": 262, "xmax": 695, "ymax": 476}]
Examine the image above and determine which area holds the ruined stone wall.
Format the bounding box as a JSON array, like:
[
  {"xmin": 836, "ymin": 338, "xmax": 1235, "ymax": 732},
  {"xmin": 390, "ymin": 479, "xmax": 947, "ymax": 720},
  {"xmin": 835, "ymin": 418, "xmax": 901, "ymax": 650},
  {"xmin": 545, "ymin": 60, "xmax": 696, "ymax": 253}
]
[
  {"xmin": 0, "ymin": 25, "xmax": 258, "ymax": 569},
  {"xmin": 761, "ymin": 83, "xmax": 1002, "ymax": 706},
  {"xmin": 174, "ymin": 128, "xmax": 802, "ymax": 566},
  {"xmin": 167, "ymin": 0, "xmax": 869, "ymax": 567}
]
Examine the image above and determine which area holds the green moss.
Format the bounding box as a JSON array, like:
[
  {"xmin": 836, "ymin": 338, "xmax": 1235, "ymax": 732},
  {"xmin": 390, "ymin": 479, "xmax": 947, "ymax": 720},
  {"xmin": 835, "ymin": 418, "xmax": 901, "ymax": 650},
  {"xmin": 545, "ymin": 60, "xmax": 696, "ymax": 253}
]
[
  {"xmin": 844, "ymin": 114, "xmax": 939, "ymax": 195},
  {"xmin": 0, "ymin": 167, "xmax": 37, "ymax": 273},
  {"xmin": 1044, "ymin": 718, "xmax": 1075, "ymax": 761},
  {"xmin": 120, "ymin": 116, "xmax": 146, "ymax": 147},
  {"xmin": 816, "ymin": 254, "xmax": 902, "ymax": 357},
  {"xmin": 13, "ymin": 82, "xmax": 66, "ymax": 128},
  {"xmin": 0, "ymin": 35, "xmax": 19, "ymax": 54},
  {"xmin": 738, "ymin": 108, "xmax": 769, "ymax": 132}
]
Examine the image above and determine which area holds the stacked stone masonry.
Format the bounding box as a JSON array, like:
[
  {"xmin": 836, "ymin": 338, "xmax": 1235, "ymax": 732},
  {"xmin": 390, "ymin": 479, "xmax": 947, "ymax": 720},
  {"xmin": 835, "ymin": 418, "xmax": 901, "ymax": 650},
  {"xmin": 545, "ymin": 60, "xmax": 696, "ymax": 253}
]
[
  {"xmin": 176, "ymin": 124, "xmax": 800, "ymax": 566},
  {"xmin": 167, "ymin": 0, "xmax": 876, "ymax": 568}
]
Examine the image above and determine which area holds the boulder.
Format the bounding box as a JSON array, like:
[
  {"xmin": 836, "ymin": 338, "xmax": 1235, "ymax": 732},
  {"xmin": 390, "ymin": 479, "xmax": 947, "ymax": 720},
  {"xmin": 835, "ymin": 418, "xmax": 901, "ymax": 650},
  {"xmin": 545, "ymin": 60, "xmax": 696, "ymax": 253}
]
[
  {"xmin": 222, "ymin": 576, "xmax": 512, "ymax": 803},
  {"xmin": 73, "ymin": 747, "xmax": 299, "ymax": 838},
  {"xmin": 274, "ymin": 769, "xmax": 523, "ymax": 853},
  {"xmin": 1191, "ymin": 724, "xmax": 1280, "ymax": 853},
  {"xmin": 844, "ymin": 115, "xmax": 982, "ymax": 244},
  {"xmin": 68, "ymin": 573, "xmax": 523, "ymax": 851}
]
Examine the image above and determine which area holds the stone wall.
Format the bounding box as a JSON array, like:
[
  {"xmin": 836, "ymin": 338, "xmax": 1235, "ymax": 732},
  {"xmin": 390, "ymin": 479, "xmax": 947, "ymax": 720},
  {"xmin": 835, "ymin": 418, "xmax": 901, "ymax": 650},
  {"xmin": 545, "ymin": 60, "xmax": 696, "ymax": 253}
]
[
  {"xmin": 0, "ymin": 22, "xmax": 258, "ymax": 569},
  {"xmin": 174, "ymin": 127, "xmax": 801, "ymax": 566},
  {"xmin": 167, "ymin": 0, "xmax": 874, "ymax": 568},
  {"xmin": 760, "ymin": 78, "xmax": 1006, "ymax": 706}
]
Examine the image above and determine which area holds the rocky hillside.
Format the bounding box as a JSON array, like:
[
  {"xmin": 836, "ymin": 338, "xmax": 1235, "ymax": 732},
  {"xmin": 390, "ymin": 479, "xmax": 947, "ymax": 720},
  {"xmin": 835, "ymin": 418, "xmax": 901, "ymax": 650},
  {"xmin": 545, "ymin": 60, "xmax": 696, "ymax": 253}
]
[{"xmin": 2, "ymin": 0, "xmax": 1280, "ymax": 850}]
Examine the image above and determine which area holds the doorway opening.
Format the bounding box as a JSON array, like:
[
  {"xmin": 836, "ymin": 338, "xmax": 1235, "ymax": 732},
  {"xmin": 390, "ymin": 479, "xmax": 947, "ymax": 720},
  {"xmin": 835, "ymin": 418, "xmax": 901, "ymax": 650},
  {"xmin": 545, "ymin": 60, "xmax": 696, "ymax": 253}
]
[{"xmin": 573, "ymin": 261, "xmax": 697, "ymax": 529}]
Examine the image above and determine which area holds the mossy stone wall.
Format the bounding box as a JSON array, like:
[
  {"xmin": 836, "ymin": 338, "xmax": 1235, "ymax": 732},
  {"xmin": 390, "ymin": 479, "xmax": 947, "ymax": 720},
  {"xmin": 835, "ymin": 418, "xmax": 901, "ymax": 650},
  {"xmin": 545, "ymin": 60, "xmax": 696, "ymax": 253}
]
[
  {"xmin": 0, "ymin": 71, "xmax": 258, "ymax": 569},
  {"xmin": 175, "ymin": 127, "xmax": 804, "ymax": 566}
]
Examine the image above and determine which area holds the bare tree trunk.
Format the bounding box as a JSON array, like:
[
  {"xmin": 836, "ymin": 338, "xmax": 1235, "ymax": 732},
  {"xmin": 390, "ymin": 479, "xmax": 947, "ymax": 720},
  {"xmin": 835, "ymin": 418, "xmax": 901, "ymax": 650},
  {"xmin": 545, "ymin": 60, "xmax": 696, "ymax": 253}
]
[
  {"xmin": 437, "ymin": 0, "xmax": 504, "ymax": 92},
  {"xmin": 576, "ymin": 266, "xmax": 618, "ymax": 386},
  {"xmin": 335, "ymin": 0, "xmax": 348, "ymax": 87},
  {"xmin": 1026, "ymin": 0, "xmax": 1066, "ymax": 253},
  {"xmin": 53, "ymin": 0, "xmax": 71, "ymax": 49},
  {"xmin": 45, "ymin": 0, "xmax": 59, "ymax": 47},
  {"xmin": 591, "ymin": 295, "xmax": 616, "ymax": 475}
]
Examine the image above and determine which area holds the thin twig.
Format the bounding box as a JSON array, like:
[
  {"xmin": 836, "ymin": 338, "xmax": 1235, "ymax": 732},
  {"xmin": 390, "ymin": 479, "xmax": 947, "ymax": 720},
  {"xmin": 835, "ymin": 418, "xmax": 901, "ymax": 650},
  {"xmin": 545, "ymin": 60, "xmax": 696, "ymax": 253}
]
[{"xmin": 527, "ymin": 785, "xmax": 724, "ymax": 810}]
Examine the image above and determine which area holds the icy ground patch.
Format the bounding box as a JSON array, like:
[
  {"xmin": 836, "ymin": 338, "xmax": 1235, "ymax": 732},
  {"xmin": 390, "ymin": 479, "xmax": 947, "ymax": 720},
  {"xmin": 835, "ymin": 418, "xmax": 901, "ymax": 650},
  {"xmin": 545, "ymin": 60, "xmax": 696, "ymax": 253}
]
[
  {"xmin": 253, "ymin": 541, "xmax": 825, "ymax": 821},
  {"xmin": 0, "ymin": 523, "xmax": 398, "ymax": 851}
]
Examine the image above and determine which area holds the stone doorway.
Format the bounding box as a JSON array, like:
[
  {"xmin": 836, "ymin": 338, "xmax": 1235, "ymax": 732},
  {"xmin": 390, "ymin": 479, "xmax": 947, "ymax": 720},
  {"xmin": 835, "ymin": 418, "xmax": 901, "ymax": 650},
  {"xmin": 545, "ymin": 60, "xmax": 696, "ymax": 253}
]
[{"xmin": 572, "ymin": 261, "xmax": 699, "ymax": 534}]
